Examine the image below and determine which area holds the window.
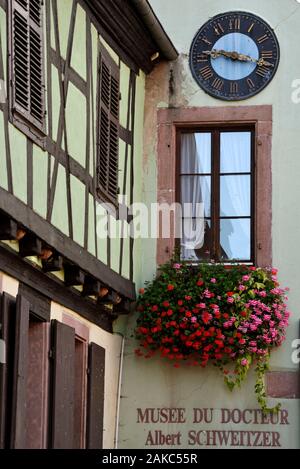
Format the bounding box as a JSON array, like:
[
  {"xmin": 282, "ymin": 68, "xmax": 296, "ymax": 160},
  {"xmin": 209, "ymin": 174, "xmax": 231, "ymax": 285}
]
[
  {"xmin": 9, "ymin": 0, "xmax": 45, "ymax": 139},
  {"xmin": 96, "ymin": 45, "xmax": 120, "ymax": 206},
  {"xmin": 179, "ymin": 128, "xmax": 254, "ymax": 263}
]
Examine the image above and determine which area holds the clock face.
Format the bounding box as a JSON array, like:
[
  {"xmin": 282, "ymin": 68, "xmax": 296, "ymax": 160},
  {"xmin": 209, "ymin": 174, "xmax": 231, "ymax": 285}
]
[{"xmin": 189, "ymin": 12, "xmax": 280, "ymax": 101}]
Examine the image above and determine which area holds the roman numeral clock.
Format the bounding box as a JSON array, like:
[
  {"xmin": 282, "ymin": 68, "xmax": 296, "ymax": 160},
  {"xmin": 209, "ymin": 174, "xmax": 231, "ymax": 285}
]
[{"xmin": 190, "ymin": 12, "xmax": 280, "ymax": 100}]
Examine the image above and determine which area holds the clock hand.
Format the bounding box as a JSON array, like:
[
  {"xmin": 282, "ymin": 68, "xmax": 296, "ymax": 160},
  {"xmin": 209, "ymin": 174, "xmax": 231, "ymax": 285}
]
[{"xmin": 203, "ymin": 49, "xmax": 274, "ymax": 67}]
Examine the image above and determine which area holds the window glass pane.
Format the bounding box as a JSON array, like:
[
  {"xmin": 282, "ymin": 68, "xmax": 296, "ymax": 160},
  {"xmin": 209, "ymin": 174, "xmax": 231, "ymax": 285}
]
[
  {"xmin": 181, "ymin": 176, "xmax": 211, "ymax": 218},
  {"xmin": 181, "ymin": 133, "xmax": 211, "ymax": 174},
  {"xmin": 220, "ymin": 175, "xmax": 250, "ymax": 217},
  {"xmin": 220, "ymin": 132, "xmax": 251, "ymax": 173},
  {"xmin": 181, "ymin": 219, "xmax": 212, "ymax": 261},
  {"xmin": 220, "ymin": 219, "xmax": 251, "ymax": 260}
]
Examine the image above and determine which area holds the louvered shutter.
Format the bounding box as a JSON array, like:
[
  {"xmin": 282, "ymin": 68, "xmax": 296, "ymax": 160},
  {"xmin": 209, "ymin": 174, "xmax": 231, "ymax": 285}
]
[
  {"xmin": 50, "ymin": 320, "xmax": 75, "ymax": 449},
  {"xmin": 0, "ymin": 293, "xmax": 16, "ymax": 449},
  {"xmin": 10, "ymin": 294, "xmax": 30, "ymax": 449},
  {"xmin": 86, "ymin": 343, "xmax": 105, "ymax": 449},
  {"xmin": 97, "ymin": 46, "xmax": 120, "ymax": 205},
  {"xmin": 11, "ymin": 0, "xmax": 45, "ymax": 129}
]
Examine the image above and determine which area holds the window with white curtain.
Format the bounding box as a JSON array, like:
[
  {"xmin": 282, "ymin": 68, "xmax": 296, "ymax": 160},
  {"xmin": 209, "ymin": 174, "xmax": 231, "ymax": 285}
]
[{"xmin": 179, "ymin": 128, "xmax": 254, "ymax": 262}]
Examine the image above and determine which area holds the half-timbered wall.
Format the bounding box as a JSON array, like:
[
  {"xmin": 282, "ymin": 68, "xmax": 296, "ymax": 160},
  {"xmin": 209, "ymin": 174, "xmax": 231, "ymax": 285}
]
[{"xmin": 0, "ymin": 0, "xmax": 145, "ymax": 285}]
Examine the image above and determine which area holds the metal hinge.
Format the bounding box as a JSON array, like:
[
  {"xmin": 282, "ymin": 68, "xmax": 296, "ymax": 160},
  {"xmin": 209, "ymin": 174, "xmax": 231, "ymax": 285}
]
[{"xmin": 48, "ymin": 349, "xmax": 54, "ymax": 360}]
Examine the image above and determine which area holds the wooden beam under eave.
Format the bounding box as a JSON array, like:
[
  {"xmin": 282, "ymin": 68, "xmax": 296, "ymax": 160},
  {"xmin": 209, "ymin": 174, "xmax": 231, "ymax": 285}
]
[
  {"xmin": 113, "ymin": 299, "xmax": 132, "ymax": 315},
  {"xmin": 42, "ymin": 253, "xmax": 63, "ymax": 273},
  {"xmin": 19, "ymin": 233, "xmax": 42, "ymax": 258},
  {"xmin": 82, "ymin": 276, "xmax": 101, "ymax": 297},
  {"xmin": 0, "ymin": 213, "xmax": 18, "ymax": 240},
  {"xmin": 64, "ymin": 263, "xmax": 85, "ymax": 287}
]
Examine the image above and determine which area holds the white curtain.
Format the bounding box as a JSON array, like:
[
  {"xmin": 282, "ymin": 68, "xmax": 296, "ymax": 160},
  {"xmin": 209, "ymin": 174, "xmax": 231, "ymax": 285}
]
[{"xmin": 181, "ymin": 134, "xmax": 211, "ymax": 260}]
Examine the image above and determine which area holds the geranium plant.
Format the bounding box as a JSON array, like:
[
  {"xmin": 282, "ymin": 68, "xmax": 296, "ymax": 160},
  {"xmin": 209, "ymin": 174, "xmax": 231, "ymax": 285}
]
[{"xmin": 135, "ymin": 260, "xmax": 291, "ymax": 413}]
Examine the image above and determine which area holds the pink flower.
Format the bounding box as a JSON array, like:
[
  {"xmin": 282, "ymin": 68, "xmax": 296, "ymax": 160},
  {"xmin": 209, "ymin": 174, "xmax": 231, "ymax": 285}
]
[
  {"xmin": 239, "ymin": 285, "xmax": 246, "ymax": 291},
  {"xmin": 191, "ymin": 316, "xmax": 197, "ymax": 323},
  {"xmin": 259, "ymin": 291, "xmax": 267, "ymax": 298},
  {"xmin": 227, "ymin": 297, "xmax": 234, "ymax": 304},
  {"xmin": 242, "ymin": 275, "xmax": 250, "ymax": 282},
  {"xmin": 241, "ymin": 358, "xmax": 249, "ymax": 366},
  {"xmin": 210, "ymin": 278, "xmax": 217, "ymax": 284},
  {"xmin": 173, "ymin": 263, "xmax": 182, "ymax": 270}
]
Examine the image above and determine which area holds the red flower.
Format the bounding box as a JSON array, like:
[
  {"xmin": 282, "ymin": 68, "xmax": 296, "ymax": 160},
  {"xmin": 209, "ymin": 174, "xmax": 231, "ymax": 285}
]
[
  {"xmin": 197, "ymin": 280, "xmax": 204, "ymax": 287},
  {"xmin": 174, "ymin": 330, "xmax": 180, "ymax": 336},
  {"xmin": 167, "ymin": 309, "xmax": 173, "ymax": 316},
  {"xmin": 228, "ymin": 338, "xmax": 235, "ymax": 345},
  {"xmin": 240, "ymin": 311, "xmax": 247, "ymax": 317},
  {"xmin": 215, "ymin": 339, "xmax": 224, "ymax": 348},
  {"xmin": 186, "ymin": 341, "xmax": 193, "ymax": 347},
  {"xmin": 152, "ymin": 305, "xmax": 158, "ymax": 312},
  {"xmin": 139, "ymin": 288, "xmax": 145, "ymax": 295},
  {"xmin": 226, "ymin": 292, "xmax": 234, "ymax": 297},
  {"xmin": 223, "ymin": 313, "xmax": 229, "ymax": 319},
  {"xmin": 167, "ymin": 284, "xmax": 175, "ymax": 291},
  {"xmin": 185, "ymin": 311, "xmax": 192, "ymax": 318},
  {"xmin": 138, "ymin": 327, "xmax": 148, "ymax": 335},
  {"xmin": 239, "ymin": 338, "xmax": 246, "ymax": 345},
  {"xmin": 201, "ymin": 311, "xmax": 212, "ymax": 324},
  {"xmin": 178, "ymin": 300, "xmax": 183, "ymax": 306},
  {"xmin": 185, "ymin": 295, "xmax": 192, "ymax": 301},
  {"xmin": 162, "ymin": 301, "xmax": 170, "ymax": 308}
]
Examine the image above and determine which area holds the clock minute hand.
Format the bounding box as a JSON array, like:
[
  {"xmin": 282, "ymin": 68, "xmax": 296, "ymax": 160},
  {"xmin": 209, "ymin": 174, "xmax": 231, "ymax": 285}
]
[
  {"xmin": 203, "ymin": 49, "xmax": 274, "ymax": 67},
  {"xmin": 236, "ymin": 53, "xmax": 275, "ymax": 67}
]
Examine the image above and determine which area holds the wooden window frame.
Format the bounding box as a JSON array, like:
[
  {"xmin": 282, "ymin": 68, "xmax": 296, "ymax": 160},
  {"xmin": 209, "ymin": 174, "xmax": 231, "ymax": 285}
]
[
  {"xmin": 157, "ymin": 106, "xmax": 273, "ymax": 268},
  {"xmin": 8, "ymin": 0, "xmax": 46, "ymax": 148},
  {"xmin": 96, "ymin": 43, "xmax": 120, "ymax": 208},
  {"xmin": 177, "ymin": 125, "xmax": 255, "ymax": 263}
]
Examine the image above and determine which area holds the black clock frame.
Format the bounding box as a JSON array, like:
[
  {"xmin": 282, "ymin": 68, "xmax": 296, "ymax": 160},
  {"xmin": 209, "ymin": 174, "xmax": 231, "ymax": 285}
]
[{"xmin": 189, "ymin": 11, "xmax": 280, "ymax": 101}]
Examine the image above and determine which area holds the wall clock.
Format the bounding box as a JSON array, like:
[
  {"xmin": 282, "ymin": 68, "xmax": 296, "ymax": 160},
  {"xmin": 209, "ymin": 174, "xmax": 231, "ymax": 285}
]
[{"xmin": 189, "ymin": 12, "xmax": 280, "ymax": 101}]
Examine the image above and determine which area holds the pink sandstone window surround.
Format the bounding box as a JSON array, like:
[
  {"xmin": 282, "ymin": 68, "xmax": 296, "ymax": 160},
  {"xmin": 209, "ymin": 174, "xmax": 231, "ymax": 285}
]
[{"xmin": 157, "ymin": 106, "xmax": 272, "ymax": 268}]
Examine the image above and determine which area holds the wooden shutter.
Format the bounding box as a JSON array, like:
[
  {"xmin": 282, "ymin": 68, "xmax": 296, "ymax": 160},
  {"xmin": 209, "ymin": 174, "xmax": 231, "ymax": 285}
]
[
  {"xmin": 50, "ymin": 320, "xmax": 75, "ymax": 449},
  {"xmin": 0, "ymin": 293, "xmax": 16, "ymax": 449},
  {"xmin": 86, "ymin": 342, "xmax": 105, "ymax": 449},
  {"xmin": 10, "ymin": 294, "xmax": 30, "ymax": 449},
  {"xmin": 97, "ymin": 46, "xmax": 120, "ymax": 205},
  {"xmin": 11, "ymin": 0, "xmax": 44, "ymax": 129}
]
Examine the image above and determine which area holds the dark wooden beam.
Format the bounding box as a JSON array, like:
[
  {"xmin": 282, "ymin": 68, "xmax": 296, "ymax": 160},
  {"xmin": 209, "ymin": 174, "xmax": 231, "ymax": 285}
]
[
  {"xmin": 42, "ymin": 253, "xmax": 63, "ymax": 273},
  {"xmin": 113, "ymin": 299, "xmax": 132, "ymax": 315},
  {"xmin": 0, "ymin": 243, "xmax": 113, "ymax": 331},
  {"xmin": 19, "ymin": 233, "xmax": 42, "ymax": 258},
  {"xmin": 64, "ymin": 263, "xmax": 85, "ymax": 287},
  {"xmin": 98, "ymin": 290, "xmax": 120, "ymax": 305},
  {"xmin": 0, "ymin": 213, "xmax": 17, "ymax": 240},
  {"xmin": 82, "ymin": 275, "xmax": 101, "ymax": 297},
  {"xmin": 0, "ymin": 187, "xmax": 136, "ymax": 300}
]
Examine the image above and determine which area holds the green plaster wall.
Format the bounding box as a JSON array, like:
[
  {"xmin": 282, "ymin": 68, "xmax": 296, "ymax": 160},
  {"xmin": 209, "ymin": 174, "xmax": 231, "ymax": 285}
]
[
  {"xmin": 0, "ymin": 112, "xmax": 8, "ymax": 190},
  {"xmin": 51, "ymin": 163, "xmax": 69, "ymax": 236},
  {"xmin": 70, "ymin": 175, "xmax": 85, "ymax": 246},
  {"xmin": 65, "ymin": 82, "xmax": 86, "ymax": 167},
  {"xmin": 9, "ymin": 125, "xmax": 27, "ymax": 204},
  {"xmin": 70, "ymin": 4, "xmax": 86, "ymax": 80},
  {"xmin": 33, "ymin": 145, "xmax": 48, "ymax": 218}
]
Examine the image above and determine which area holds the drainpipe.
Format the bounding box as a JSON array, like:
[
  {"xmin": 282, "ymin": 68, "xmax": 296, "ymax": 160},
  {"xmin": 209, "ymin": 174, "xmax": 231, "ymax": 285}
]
[
  {"xmin": 130, "ymin": 0, "xmax": 178, "ymax": 61},
  {"xmin": 114, "ymin": 332, "xmax": 125, "ymax": 449}
]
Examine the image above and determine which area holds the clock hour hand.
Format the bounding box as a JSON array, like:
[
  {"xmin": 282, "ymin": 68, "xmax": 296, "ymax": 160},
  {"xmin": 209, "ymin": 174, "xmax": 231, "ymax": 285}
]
[{"xmin": 203, "ymin": 49, "xmax": 274, "ymax": 67}]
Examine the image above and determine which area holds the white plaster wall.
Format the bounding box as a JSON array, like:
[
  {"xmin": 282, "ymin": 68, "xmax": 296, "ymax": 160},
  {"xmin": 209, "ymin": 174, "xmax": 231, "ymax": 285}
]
[{"xmin": 119, "ymin": 0, "xmax": 300, "ymax": 449}]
